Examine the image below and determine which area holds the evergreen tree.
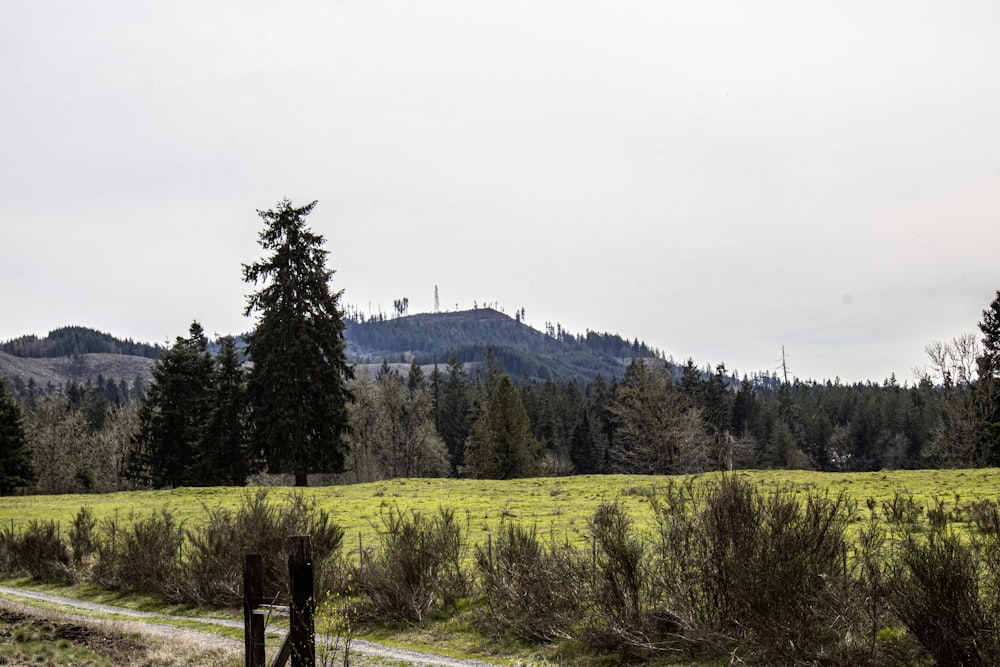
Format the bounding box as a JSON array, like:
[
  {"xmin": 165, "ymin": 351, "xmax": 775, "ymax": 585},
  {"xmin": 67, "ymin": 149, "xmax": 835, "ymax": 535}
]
[
  {"xmin": 570, "ymin": 375, "xmax": 613, "ymax": 473},
  {"xmin": 438, "ymin": 356, "xmax": 471, "ymax": 472},
  {"xmin": 764, "ymin": 420, "xmax": 796, "ymax": 468},
  {"xmin": 131, "ymin": 322, "xmax": 215, "ymax": 487},
  {"xmin": 976, "ymin": 290, "xmax": 1000, "ymax": 463},
  {"xmin": 243, "ymin": 199, "xmax": 354, "ymax": 486},
  {"xmin": 0, "ymin": 378, "xmax": 36, "ymax": 494},
  {"xmin": 197, "ymin": 336, "xmax": 249, "ymax": 485},
  {"xmin": 464, "ymin": 375, "xmax": 540, "ymax": 479},
  {"xmin": 407, "ymin": 359, "xmax": 425, "ymax": 391}
]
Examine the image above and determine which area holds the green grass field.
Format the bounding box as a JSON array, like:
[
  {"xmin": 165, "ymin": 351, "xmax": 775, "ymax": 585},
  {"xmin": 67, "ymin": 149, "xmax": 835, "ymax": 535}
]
[{"xmin": 2, "ymin": 469, "xmax": 998, "ymax": 557}]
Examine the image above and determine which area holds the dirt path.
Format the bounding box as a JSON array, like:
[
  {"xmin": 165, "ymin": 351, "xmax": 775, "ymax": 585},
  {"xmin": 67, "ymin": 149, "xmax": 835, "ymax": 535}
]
[{"xmin": 0, "ymin": 585, "xmax": 500, "ymax": 667}]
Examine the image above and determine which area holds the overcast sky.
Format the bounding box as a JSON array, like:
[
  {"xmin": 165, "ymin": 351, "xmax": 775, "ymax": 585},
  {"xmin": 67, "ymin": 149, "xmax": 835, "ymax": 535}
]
[{"xmin": 3, "ymin": 1, "xmax": 998, "ymax": 383}]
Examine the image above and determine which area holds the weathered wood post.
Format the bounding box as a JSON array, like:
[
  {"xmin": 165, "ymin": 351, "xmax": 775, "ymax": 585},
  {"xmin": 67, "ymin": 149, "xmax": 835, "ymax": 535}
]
[
  {"xmin": 243, "ymin": 554, "xmax": 265, "ymax": 667},
  {"xmin": 287, "ymin": 535, "xmax": 315, "ymax": 667}
]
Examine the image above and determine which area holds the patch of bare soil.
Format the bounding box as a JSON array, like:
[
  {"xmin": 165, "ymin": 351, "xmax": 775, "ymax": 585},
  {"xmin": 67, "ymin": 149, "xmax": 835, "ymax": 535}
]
[{"xmin": 0, "ymin": 607, "xmax": 146, "ymax": 663}]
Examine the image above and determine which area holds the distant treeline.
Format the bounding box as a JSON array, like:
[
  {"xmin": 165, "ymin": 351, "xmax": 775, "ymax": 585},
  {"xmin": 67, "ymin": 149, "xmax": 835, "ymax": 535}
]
[
  {"xmin": 7, "ymin": 374, "xmax": 145, "ymax": 410},
  {"xmin": 0, "ymin": 326, "xmax": 163, "ymax": 359}
]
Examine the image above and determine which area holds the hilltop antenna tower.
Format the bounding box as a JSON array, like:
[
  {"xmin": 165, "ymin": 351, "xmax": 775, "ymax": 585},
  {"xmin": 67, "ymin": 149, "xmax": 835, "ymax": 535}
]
[{"xmin": 434, "ymin": 285, "xmax": 440, "ymax": 313}]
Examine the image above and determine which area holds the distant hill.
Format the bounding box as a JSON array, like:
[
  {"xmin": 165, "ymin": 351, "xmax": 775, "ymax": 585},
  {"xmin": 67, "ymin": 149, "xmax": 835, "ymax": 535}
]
[
  {"xmin": 346, "ymin": 308, "xmax": 659, "ymax": 382},
  {"xmin": 0, "ymin": 327, "xmax": 160, "ymax": 396},
  {"xmin": 0, "ymin": 312, "xmax": 661, "ymax": 391},
  {"xmin": 0, "ymin": 326, "xmax": 162, "ymax": 359}
]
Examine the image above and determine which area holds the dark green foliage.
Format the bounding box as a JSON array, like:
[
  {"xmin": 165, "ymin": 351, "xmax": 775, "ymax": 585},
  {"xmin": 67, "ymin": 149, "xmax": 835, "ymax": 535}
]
[
  {"xmin": 244, "ymin": 199, "xmax": 354, "ymax": 485},
  {"xmin": 977, "ymin": 290, "xmax": 1000, "ymax": 464},
  {"xmin": 0, "ymin": 325, "xmax": 162, "ymax": 359},
  {"xmin": 577, "ymin": 375, "xmax": 615, "ymax": 473},
  {"xmin": 437, "ymin": 356, "xmax": 470, "ymax": 472},
  {"xmin": 130, "ymin": 322, "xmax": 215, "ymax": 487},
  {"xmin": 68, "ymin": 506, "xmax": 97, "ymax": 564},
  {"xmin": 406, "ymin": 358, "xmax": 424, "ymax": 390},
  {"xmin": 195, "ymin": 336, "xmax": 249, "ymax": 485},
  {"xmin": 464, "ymin": 375, "xmax": 540, "ymax": 479},
  {"xmin": 352, "ymin": 507, "xmax": 468, "ymax": 623},
  {"xmin": 344, "ymin": 308, "xmax": 654, "ymax": 383},
  {"xmin": 0, "ymin": 378, "xmax": 35, "ymax": 494}
]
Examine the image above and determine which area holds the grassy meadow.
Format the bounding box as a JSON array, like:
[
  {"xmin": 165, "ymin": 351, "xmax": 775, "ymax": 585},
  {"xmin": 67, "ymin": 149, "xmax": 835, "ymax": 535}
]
[{"xmin": 2, "ymin": 468, "xmax": 999, "ymax": 558}]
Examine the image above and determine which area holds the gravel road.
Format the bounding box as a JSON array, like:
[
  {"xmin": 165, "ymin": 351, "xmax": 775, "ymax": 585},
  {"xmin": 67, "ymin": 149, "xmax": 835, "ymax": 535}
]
[{"xmin": 0, "ymin": 585, "xmax": 500, "ymax": 667}]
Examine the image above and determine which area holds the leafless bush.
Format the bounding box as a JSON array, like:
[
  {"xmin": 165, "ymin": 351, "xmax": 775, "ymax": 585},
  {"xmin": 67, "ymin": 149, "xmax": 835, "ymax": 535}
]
[
  {"xmin": 93, "ymin": 507, "xmax": 184, "ymax": 598},
  {"xmin": 890, "ymin": 523, "xmax": 1000, "ymax": 666},
  {"xmin": 970, "ymin": 498, "xmax": 1000, "ymax": 534},
  {"xmin": 649, "ymin": 475, "xmax": 857, "ymax": 663},
  {"xmin": 352, "ymin": 506, "xmax": 468, "ymax": 623},
  {"xmin": 881, "ymin": 490, "xmax": 923, "ymax": 526},
  {"xmin": 182, "ymin": 489, "xmax": 345, "ymax": 606},
  {"xmin": 474, "ymin": 520, "xmax": 587, "ymax": 642},
  {"xmin": 0, "ymin": 519, "xmax": 72, "ymax": 582},
  {"xmin": 583, "ymin": 500, "xmax": 672, "ymax": 657}
]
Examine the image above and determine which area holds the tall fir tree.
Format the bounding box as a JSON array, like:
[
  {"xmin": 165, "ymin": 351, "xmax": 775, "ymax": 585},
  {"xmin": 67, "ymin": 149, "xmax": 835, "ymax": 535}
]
[
  {"xmin": 243, "ymin": 199, "xmax": 354, "ymax": 486},
  {"xmin": 570, "ymin": 375, "xmax": 613, "ymax": 473},
  {"xmin": 197, "ymin": 336, "xmax": 250, "ymax": 485},
  {"xmin": 977, "ymin": 290, "xmax": 1000, "ymax": 463},
  {"xmin": 464, "ymin": 374, "xmax": 540, "ymax": 479},
  {"xmin": 131, "ymin": 322, "xmax": 215, "ymax": 487},
  {"xmin": 438, "ymin": 356, "xmax": 471, "ymax": 472},
  {"xmin": 0, "ymin": 378, "xmax": 36, "ymax": 494}
]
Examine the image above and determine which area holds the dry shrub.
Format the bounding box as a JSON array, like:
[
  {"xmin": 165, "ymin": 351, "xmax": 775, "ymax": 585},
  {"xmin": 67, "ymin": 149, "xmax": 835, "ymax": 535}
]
[
  {"xmin": 890, "ymin": 523, "xmax": 1000, "ymax": 666},
  {"xmin": 0, "ymin": 519, "xmax": 72, "ymax": 582},
  {"xmin": 970, "ymin": 498, "xmax": 1000, "ymax": 534},
  {"xmin": 352, "ymin": 506, "xmax": 468, "ymax": 623},
  {"xmin": 474, "ymin": 520, "xmax": 586, "ymax": 642},
  {"xmin": 93, "ymin": 507, "xmax": 184, "ymax": 598},
  {"xmin": 584, "ymin": 499, "xmax": 669, "ymax": 656},
  {"xmin": 183, "ymin": 488, "xmax": 345, "ymax": 606},
  {"xmin": 649, "ymin": 475, "xmax": 857, "ymax": 663},
  {"xmin": 881, "ymin": 490, "xmax": 923, "ymax": 526}
]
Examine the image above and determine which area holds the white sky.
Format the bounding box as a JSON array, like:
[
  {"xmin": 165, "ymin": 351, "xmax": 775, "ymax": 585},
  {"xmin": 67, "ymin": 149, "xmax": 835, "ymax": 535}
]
[{"xmin": 2, "ymin": 1, "xmax": 998, "ymax": 383}]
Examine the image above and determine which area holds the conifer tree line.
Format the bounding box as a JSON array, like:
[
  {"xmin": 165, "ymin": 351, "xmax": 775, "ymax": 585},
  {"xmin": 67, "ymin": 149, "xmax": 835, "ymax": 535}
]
[{"xmin": 1, "ymin": 196, "xmax": 999, "ymax": 492}]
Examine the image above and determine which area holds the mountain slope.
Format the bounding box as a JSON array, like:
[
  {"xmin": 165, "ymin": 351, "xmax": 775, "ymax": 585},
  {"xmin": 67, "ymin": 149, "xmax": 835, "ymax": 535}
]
[
  {"xmin": 0, "ymin": 350, "xmax": 156, "ymax": 389},
  {"xmin": 346, "ymin": 308, "xmax": 651, "ymax": 382}
]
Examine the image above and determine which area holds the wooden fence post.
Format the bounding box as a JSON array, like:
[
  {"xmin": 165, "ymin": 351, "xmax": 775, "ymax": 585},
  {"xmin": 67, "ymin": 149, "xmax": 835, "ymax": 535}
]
[
  {"xmin": 243, "ymin": 554, "xmax": 265, "ymax": 667},
  {"xmin": 288, "ymin": 535, "xmax": 315, "ymax": 667}
]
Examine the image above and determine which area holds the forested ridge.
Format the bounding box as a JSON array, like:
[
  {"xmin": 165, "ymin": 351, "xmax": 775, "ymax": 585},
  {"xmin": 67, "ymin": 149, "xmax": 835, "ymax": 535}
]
[
  {"xmin": 0, "ymin": 326, "xmax": 163, "ymax": 359},
  {"xmin": 346, "ymin": 307, "xmax": 660, "ymax": 382}
]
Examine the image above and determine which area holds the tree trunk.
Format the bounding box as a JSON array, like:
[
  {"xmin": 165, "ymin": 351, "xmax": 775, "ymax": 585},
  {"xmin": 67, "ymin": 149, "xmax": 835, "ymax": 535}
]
[{"xmin": 294, "ymin": 472, "xmax": 308, "ymax": 487}]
